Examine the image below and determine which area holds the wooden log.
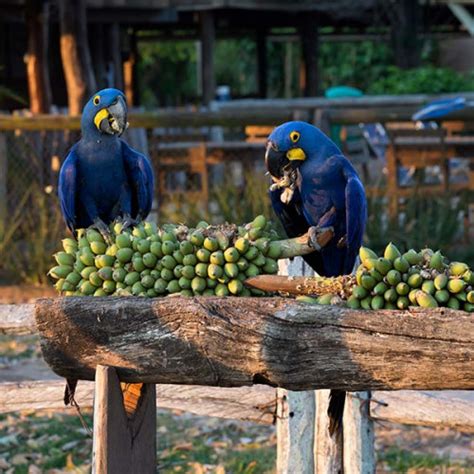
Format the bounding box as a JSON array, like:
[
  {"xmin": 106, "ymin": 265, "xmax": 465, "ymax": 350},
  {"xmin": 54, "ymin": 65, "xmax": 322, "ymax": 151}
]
[
  {"xmin": 34, "ymin": 297, "xmax": 474, "ymax": 390},
  {"xmin": 92, "ymin": 366, "xmax": 156, "ymax": 474}
]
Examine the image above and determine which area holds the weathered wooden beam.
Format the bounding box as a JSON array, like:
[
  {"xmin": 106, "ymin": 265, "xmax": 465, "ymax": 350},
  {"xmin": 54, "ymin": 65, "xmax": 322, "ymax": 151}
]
[{"xmin": 34, "ymin": 297, "xmax": 474, "ymax": 390}]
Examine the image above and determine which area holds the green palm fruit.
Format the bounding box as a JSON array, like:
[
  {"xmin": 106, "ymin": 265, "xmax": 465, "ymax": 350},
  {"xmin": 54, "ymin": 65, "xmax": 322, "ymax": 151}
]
[
  {"xmin": 179, "ymin": 240, "xmax": 193, "ymax": 255},
  {"xmin": 112, "ymin": 268, "xmax": 127, "ymax": 283},
  {"xmin": 386, "ymin": 269, "xmax": 402, "ymax": 286},
  {"xmin": 371, "ymin": 295, "xmax": 385, "ymax": 310},
  {"xmin": 396, "ymin": 282, "xmax": 410, "ymax": 296},
  {"xmin": 393, "ymin": 257, "xmax": 410, "ymax": 273},
  {"xmin": 375, "ymin": 258, "xmax": 392, "ymax": 275},
  {"xmin": 434, "ymin": 274, "xmax": 448, "ymax": 290},
  {"xmin": 450, "ymin": 262, "xmax": 469, "ymax": 277},
  {"xmin": 103, "ymin": 280, "xmax": 116, "ymax": 293},
  {"xmin": 421, "ymin": 280, "xmax": 435, "ymax": 295},
  {"xmin": 447, "ymin": 278, "xmax": 465, "ymax": 294},
  {"xmin": 435, "ymin": 290, "xmax": 450, "ymax": 304},
  {"xmin": 421, "ymin": 248, "xmax": 434, "ymax": 261},
  {"xmin": 224, "ymin": 263, "xmax": 239, "ymax": 278},
  {"xmin": 80, "ymin": 266, "xmax": 96, "ymax": 280},
  {"xmin": 161, "ymin": 241, "xmax": 175, "ymax": 255},
  {"xmin": 252, "ymin": 215, "xmax": 267, "ymax": 229},
  {"xmin": 191, "ymin": 277, "xmax": 206, "ymax": 293},
  {"xmin": 78, "ymin": 236, "xmax": 90, "ymax": 248},
  {"xmin": 160, "ymin": 255, "xmax": 176, "ymax": 270},
  {"xmin": 369, "ymin": 269, "xmax": 383, "ymax": 282},
  {"xmin": 245, "ymin": 263, "xmax": 260, "ymax": 278},
  {"xmin": 136, "ymin": 239, "xmax": 150, "ymax": 254},
  {"xmin": 244, "ymin": 246, "xmax": 259, "ymax": 261},
  {"xmin": 141, "ymin": 269, "xmax": 151, "ymax": 277},
  {"xmin": 190, "ymin": 231, "xmax": 204, "ymax": 246},
  {"xmin": 106, "ymin": 244, "xmax": 118, "ymax": 257},
  {"xmin": 131, "ymin": 281, "xmax": 145, "ymax": 295},
  {"xmin": 196, "ymin": 220, "xmax": 209, "ymax": 229},
  {"xmin": 166, "ymin": 280, "xmax": 180, "ymax": 294},
  {"xmin": 407, "ymin": 273, "xmax": 423, "ymax": 288},
  {"xmin": 150, "ymin": 242, "xmax": 163, "ymax": 258},
  {"xmin": 49, "ymin": 265, "xmax": 72, "ymax": 279},
  {"xmin": 117, "ymin": 248, "xmax": 133, "ymax": 263},
  {"xmin": 253, "ymin": 253, "xmax": 266, "ymax": 267},
  {"xmin": 247, "ymin": 228, "xmax": 261, "ymax": 241},
  {"xmin": 90, "ymin": 240, "xmax": 106, "ymax": 255},
  {"xmin": 143, "ymin": 253, "xmax": 157, "ymax": 268},
  {"xmin": 467, "ymin": 291, "xmax": 474, "ymax": 304},
  {"xmin": 215, "ymin": 283, "xmax": 229, "ymax": 297},
  {"xmin": 195, "ymin": 263, "xmax": 208, "ymax": 278},
  {"xmin": 317, "ymin": 294, "xmax": 333, "ymax": 305},
  {"xmin": 385, "ymin": 302, "xmax": 396, "ymax": 309},
  {"xmin": 384, "ymin": 288, "xmax": 398, "ymax": 303},
  {"xmin": 181, "ymin": 254, "xmax": 195, "ymax": 266},
  {"xmin": 355, "ymin": 267, "xmax": 365, "ymax": 286},
  {"xmin": 463, "ymin": 270, "xmax": 474, "ymax": 285},
  {"xmin": 208, "ymin": 264, "xmax": 223, "ymax": 279},
  {"xmin": 86, "ymin": 229, "xmax": 104, "ymax": 244},
  {"xmin": 146, "ymin": 289, "xmax": 157, "ymax": 297},
  {"xmin": 142, "ymin": 221, "xmax": 157, "ymax": 236},
  {"xmin": 346, "ymin": 296, "xmax": 361, "ymax": 309},
  {"xmin": 373, "ymin": 282, "xmax": 388, "ymax": 296},
  {"xmin": 94, "ymin": 288, "xmax": 107, "ymax": 297},
  {"xmin": 456, "ymin": 291, "xmax": 467, "ymax": 302},
  {"xmin": 161, "ymin": 268, "xmax": 174, "ymax": 282},
  {"xmin": 447, "ymin": 297, "xmax": 460, "ymax": 310},
  {"xmin": 361, "ymin": 275, "xmax": 376, "ymax": 290},
  {"xmin": 132, "ymin": 226, "xmax": 147, "ymax": 239},
  {"xmin": 65, "ymin": 272, "xmax": 81, "ymax": 286},
  {"xmin": 196, "ymin": 248, "xmax": 211, "ymax": 262},
  {"xmin": 61, "ymin": 281, "xmax": 75, "ymax": 292},
  {"xmin": 236, "ymin": 258, "xmax": 249, "ymax": 272},
  {"xmin": 266, "ymin": 241, "xmax": 282, "ymax": 259},
  {"xmin": 55, "ymin": 252, "xmax": 75, "ymax": 267},
  {"xmin": 203, "ymin": 237, "xmax": 218, "ymax": 252},
  {"xmin": 79, "ymin": 249, "xmax": 95, "ymax": 266},
  {"xmin": 416, "ymin": 291, "xmax": 438, "ymax": 308},
  {"xmin": 397, "ymin": 297, "xmax": 409, "ymax": 310},
  {"xmin": 384, "ymin": 242, "xmax": 401, "ymax": 262},
  {"xmin": 296, "ymin": 295, "xmax": 319, "ymax": 305},
  {"xmin": 351, "ymin": 285, "xmax": 367, "ymax": 299},
  {"xmin": 154, "ymin": 278, "xmax": 168, "ymax": 294},
  {"xmin": 215, "ymin": 231, "xmax": 230, "ymax": 251},
  {"xmin": 141, "ymin": 275, "xmax": 154, "ymax": 289},
  {"xmin": 202, "ymin": 289, "xmax": 215, "ymax": 296},
  {"xmin": 179, "ymin": 289, "xmax": 192, "ymax": 297},
  {"xmin": 150, "ymin": 270, "xmax": 160, "ymax": 279},
  {"xmin": 237, "ymin": 273, "xmax": 246, "ymax": 282},
  {"xmin": 173, "ymin": 265, "xmax": 183, "ymax": 279},
  {"xmin": 88, "ymin": 271, "xmax": 102, "ymax": 287},
  {"xmin": 408, "ymin": 289, "xmax": 418, "ymax": 305},
  {"xmin": 429, "ymin": 251, "xmax": 444, "ymax": 271},
  {"xmin": 62, "ymin": 238, "xmax": 78, "ymax": 255},
  {"xmin": 235, "ymin": 237, "xmax": 250, "ymax": 254},
  {"xmin": 124, "ymin": 272, "xmax": 140, "ymax": 286},
  {"xmin": 80, "ymin": 281, "xmax": 96, "ymax": 296},
  {"xmin": 359, "ymin": 246, "xmax": 378, "ymax": 265},
  {"xmin": 178, "ymin": 276, "xmax": 191, "ymax": 289},
  {"xmin": 255, "ymin": 238, "xmax": 269, "ymax": 253},
  {"xmin": 182, "ymin": 265, "xmax": 195, "ymax": 280},
  {"xmin": 98, "ymin": 267, "xmax": 113, "ymax": 281},
  {"xmin": 250, "ymin": 288, "xmax": 266, "ymax": 296},
  {"xmin": 403, "ymin": 249, "xmax": 422, "ymax": 265},
  {"xmin": 132, "ymin": 258, "xmax": 145, "ymax": 273},
  {"xmin": 206, "ymin": 277, "xmax": 217, "ymax": 289},
  {"xmin": 96, "ymin": 255, "xmax": 115, "ymax": 268},
  {"xmin": 210, "ymin": 251, "xmax": 225, "ymax": 265},
  {"xmin": 263, "ymin": 258, "xmax": 278, "ymax": 274},
  {"xmin": 172, "ymin": 250, "xmax": 183, "ymax": 265},
  {"xmin": 132, "ymin": 239, "xmax": 139, "ymax": 251},
  {"xmin": 74, "ymin": 260, "xmax": 86, "ymax": 273},
  {"xmin": 464, "ymin": 303, "xmax": 474, "ymax": 312},
  {"xmin": 360, "ymin": 297, "xmax": 372, "ymax": 310},
  {"xmin": 363, "ymin": 258, "xmax": 377, "ymax": 271},
  {"xmin": 224, "ymin": 247, "xmax": 239, "ymax": 263}
]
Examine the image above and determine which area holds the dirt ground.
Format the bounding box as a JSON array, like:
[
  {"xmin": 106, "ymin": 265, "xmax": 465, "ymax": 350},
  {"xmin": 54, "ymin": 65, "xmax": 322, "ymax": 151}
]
[{"xmin": 0, "ymin": 285, "xmax": 473, "ymax": 473}]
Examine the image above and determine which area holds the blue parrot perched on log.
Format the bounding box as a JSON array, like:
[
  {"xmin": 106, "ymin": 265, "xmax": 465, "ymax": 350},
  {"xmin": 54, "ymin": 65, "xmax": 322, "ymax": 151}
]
[
  {"xmin": 58, "ymin": 88, "xmax": 154, "ymax": 412},
  {"xmin": 58, "ymin": 88, "xmax": 154, "ymax": 240},
  {"xmin": 265, "ymin": 121, "xmax": 367, "ymax": 435}
]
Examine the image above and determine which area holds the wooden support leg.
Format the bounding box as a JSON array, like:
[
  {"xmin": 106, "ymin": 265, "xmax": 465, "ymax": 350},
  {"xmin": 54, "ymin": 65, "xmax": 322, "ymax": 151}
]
[{"xmin": 92, "ymin": 365, "xmax": 156, "ymax": 474}]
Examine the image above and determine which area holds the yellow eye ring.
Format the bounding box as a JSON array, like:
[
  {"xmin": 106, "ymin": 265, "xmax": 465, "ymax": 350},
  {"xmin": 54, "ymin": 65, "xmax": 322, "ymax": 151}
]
[
  {"xmin": 93, "ymin": 95, "xmax": 100, "ymax": 106},
  {"xmin": 290, "ymin": 131, "xmax": 300, "ymax": 143}
]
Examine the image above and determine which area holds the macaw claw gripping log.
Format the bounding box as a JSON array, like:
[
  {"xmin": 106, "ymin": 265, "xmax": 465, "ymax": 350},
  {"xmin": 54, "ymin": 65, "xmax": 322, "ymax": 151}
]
[{"xmin": 58, "ymin": 88, "xmax": 154, "ymax": 240}]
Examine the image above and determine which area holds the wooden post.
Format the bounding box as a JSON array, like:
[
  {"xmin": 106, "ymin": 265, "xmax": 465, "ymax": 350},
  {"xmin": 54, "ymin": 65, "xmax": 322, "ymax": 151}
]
[
  {"xmin": 25, "ymin": 0, "xmax": 52, "ymax": 114},
  {"xmin": 200, "ymin": 11, "xmax": 215, "ymax": 106},
  {"xmin": 90, "ymin": 23, "xmax": 107, "ymax": 89},
  {"xmin": 300, "ymin": 14, "xmax": 319, "ymax": 97},
  {"xmin": 123, "ymin": 30, "xmax": 137, "ymax": 106},
  {"xmin": 256, "ymin": 28, "xmax": 267, "ymax": 98},
  {"xmin": 109, "ymin": 23, "xmax": 124, "ymax": 91},
  {"xmin": 0, "ymin": 133, "xmax": 6, "ymax": 242},
  {"xmin": 391, "ymin": 0, "xmax": 421, "ymax": 69},
  {"xmin": 92, "ymin": 365, "xmax": 156, "ymax": 474}
]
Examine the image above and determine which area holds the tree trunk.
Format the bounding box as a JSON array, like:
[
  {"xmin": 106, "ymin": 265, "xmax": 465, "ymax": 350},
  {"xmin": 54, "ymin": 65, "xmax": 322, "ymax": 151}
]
[
  {"xmin": 34, "ymin": 297, "xmax": 474, "ymax": 391},
  {"xmin": 25, "ymin": 0, "xmax": 52, "ymax": 114},
  {"xmin": 58, "ymin": 0, "xmax": 96, "ymax": 115}
]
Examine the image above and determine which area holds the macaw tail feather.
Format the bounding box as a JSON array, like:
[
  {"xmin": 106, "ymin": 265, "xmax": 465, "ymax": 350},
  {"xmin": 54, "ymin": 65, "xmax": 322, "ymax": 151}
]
[{"xmin": 328, "ymin": 389, "xmax": 345, "ymax": 437}]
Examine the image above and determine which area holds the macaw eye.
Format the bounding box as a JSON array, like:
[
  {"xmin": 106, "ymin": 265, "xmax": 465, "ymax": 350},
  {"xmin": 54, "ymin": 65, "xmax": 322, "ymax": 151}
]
[
  {"xmin": 93, "ymin": 95, "xmax": 100, "ymax": 106},
  {"xmin": 290, "ymin": 131, "xmax": 300, "ymax": 143}
]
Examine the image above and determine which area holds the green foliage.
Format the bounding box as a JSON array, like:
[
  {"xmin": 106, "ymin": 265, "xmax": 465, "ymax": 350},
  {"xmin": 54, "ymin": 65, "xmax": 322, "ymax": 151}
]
[{"xmin": 368, "ymin": 65, "xmax": 474, "ymax": 95}]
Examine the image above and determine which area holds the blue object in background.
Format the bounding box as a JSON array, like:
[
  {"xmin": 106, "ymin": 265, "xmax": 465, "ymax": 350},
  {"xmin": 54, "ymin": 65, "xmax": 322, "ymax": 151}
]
[{"xmin": 412, "ymin": 97, "xmax": 466, "ymax": 122}]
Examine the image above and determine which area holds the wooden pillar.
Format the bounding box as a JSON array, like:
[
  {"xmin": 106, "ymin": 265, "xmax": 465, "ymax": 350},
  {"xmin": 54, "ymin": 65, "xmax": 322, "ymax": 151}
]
[
  {"xmin": 123, "ymin": 30, "xmax": 137, "ymax": 106},
  {"xmin": 92, "ymin": 366, "xmax": 156, "ymax": 474},
  {"xmin": 109, "ymin": 23, "xmax": 124, "ymax": 91},
  {"xmin": 392, "ymin": 0, "xmax": 421, "ymax": 69},
  {"xmin": 256, "ymin": 28, "xmax": 267, "ymax": 98},
  {"xmin": 90, "ymin": 23, "xmax": 107, "ymax": 90},
  {"xmin": 25, "ymin": 0, "xmax": 52, "ymax": 114},
  {"xmin": 200, "ymin": 11, "xmax": 215, "ymax": 106},
  {"xmin": 300, "ymin": 14, "xmax": 319, "ymax": 97},
  {"xmin": 58, "ymin": 0, "xmax": 97, "ymax": 115}
]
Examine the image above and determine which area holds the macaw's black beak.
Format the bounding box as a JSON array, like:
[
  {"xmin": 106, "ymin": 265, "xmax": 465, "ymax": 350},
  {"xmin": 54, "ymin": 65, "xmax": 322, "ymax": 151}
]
[
  {"xmin": 95, "ymin": 95, "xmax": 129, "ymax": 136},
  {"xmin": 265, "ymin": 141, "xmax": 289, "ymax": 179}
]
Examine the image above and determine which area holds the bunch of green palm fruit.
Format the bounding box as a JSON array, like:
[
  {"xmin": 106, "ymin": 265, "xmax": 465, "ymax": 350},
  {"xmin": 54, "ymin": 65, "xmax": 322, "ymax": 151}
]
[
  {"xmin": 346, "ymin": 243, "xmax": 474, "ymax": 311},
  {"xmin": 49, "ymin": 216, "xmax": 283, "ymax": 297}
]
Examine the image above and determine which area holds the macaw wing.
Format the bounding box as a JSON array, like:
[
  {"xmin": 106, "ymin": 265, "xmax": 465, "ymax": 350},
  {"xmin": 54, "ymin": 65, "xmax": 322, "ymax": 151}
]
[
  {"xmin": 122, "ymin": 141, "xmax": 154, "ymax": 220},
  {"xmin": 269, "ymin": 187, "xmax": 324, "ymax": 275},
  {"xmin": 58, "ymin": 148, "xmax": 78, "ymax": 232},
  {"xmin": 342, "ymin": 159, "xmax": 367, "ymax": 273}
]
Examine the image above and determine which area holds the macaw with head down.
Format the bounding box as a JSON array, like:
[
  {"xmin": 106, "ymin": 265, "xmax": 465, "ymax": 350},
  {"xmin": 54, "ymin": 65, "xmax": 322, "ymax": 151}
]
[
  {"xmin": 58, "ymin": 88, "xmax": 154, "ymax": 239},
  {"xmin": 265, "ymin": 121, "xmax": 367, "ymax": 434}
]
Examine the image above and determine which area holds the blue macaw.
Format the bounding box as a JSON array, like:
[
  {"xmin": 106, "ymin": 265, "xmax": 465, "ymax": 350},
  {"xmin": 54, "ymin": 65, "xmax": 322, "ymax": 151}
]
[
  {"xmin": 265, "ymin": 121, "xmax": 367, "ymax": 434},
  {"xmin": 58, "ymin": 88, "xmax": 154, "ymax": 238}
]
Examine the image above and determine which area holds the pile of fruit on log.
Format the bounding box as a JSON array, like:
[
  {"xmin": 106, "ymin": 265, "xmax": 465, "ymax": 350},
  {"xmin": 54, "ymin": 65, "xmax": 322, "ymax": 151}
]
[
  {"xmin": 49, "ymin": 216, "xmax": 284, "ymax": 297},
  {"xmin": 344, "ymin": 243, "xmax": 474, "ymax": 311}
]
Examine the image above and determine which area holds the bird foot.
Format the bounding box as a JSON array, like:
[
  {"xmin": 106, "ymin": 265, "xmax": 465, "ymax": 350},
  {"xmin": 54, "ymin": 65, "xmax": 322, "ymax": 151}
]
[
  {"xmin": 120, "ymin": 214, "xmax": 138, "ymax": 231},
  {"xmin": 308, "ymin": 226, "xmax": 334, "ymax": 251},
  {"xmin": 93, "ymin": 218, "xmax": 113, "ymax": 244}
]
